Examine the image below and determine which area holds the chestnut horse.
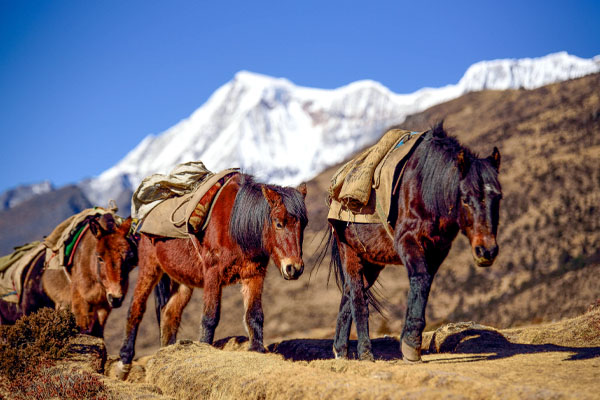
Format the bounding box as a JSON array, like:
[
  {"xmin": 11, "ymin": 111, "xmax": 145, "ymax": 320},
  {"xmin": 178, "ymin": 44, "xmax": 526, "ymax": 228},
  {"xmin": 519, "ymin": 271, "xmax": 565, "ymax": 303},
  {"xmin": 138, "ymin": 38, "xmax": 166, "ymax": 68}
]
[
  {"xmin": 327, "ymin": 122, "xmax": 501, "ymax": 362},
  {"xmin": 42, "ymin": 214, "xmax": 138, "ymax": 337},
  {"xmin": 117, "ymin": 174, "xmax": 307, "ymax": 377}
]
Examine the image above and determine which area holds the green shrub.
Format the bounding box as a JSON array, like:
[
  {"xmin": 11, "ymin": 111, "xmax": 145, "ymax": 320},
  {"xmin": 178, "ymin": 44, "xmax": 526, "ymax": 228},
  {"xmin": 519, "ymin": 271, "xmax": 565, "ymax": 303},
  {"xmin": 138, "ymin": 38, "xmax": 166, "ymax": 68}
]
[{"xmin": 0, "ymin": 307, "xmax": 78, "ymax": 379}]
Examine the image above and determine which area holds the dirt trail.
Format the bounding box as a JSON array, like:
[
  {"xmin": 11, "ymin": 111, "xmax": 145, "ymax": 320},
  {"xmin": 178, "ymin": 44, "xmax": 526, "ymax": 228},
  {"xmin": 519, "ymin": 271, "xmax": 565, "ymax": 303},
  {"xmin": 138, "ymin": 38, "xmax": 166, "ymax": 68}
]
[{"xmin": 102, "ymin": 306, "xmax": 600, "ymax": 399}]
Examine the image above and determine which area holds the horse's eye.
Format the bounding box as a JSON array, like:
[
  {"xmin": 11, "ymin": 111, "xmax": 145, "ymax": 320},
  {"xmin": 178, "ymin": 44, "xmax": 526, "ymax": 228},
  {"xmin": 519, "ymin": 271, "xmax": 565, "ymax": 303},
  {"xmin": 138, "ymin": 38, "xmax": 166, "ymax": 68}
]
[
  {"xmin": 275, "ymin": 221, "xmax": 283, "ymax": 229},
  {"xmin": 97, "ymin": 256, "xmax": 104, "ymax": 263}
]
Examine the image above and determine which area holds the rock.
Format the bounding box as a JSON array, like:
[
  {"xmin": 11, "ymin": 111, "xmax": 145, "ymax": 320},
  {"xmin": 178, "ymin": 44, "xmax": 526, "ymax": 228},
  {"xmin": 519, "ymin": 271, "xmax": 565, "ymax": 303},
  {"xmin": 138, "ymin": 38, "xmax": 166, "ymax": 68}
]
[
  {"xmin": 64, "ymin": 334, "xmax": 107, "ymax": 373},
  {"xmin": 428, "ymin": 321, "xmax": 508, "ymax": 354}
]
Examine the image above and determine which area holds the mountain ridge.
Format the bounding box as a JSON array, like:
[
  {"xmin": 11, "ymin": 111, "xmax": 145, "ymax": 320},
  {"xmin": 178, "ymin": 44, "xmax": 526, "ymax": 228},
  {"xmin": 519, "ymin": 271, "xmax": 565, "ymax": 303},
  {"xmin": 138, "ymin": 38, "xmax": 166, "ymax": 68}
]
[{"xmin": 76, "ymin": 51, "xmax": 600, "ymax": 213}]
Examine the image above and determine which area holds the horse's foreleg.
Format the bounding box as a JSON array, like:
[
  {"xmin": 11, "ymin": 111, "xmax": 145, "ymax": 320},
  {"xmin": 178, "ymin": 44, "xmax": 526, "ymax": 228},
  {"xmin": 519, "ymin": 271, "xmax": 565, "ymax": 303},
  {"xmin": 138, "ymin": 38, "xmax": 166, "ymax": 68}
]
[
  {"xmin": 160, "ymin": 282, "xmax": 193, "ymax": 346},
  {"xmin": 117, "ymin": 261, "xmax": 162, "ymax": 379},
  {"xmin": 339, "ymin": 242, "xmax": 373, "ymax": 361},
  {"xmin": 241, "ymin": 275, "xmax": 265, "ymax": 352},
  {"xmin": 71, "ymin": 290, "xmax": 95, "ymax": 335},
  {"xmin": 95, "ymin": 307, "xmax": 110, "ymax": 338},
  {"xmin": 333, "ymin": 282, "xmax": 352, "ymax": 359},
  {"xmin": 397, "ymin": 237, "xmax": 436, "ymax": 363},
  {"xmin": 199, "ymin": 269, "xmax": 222, "ymax": 345},
  {"xmin": 401, "ymin": 273, "xmax": 433, "ymax": 362}
]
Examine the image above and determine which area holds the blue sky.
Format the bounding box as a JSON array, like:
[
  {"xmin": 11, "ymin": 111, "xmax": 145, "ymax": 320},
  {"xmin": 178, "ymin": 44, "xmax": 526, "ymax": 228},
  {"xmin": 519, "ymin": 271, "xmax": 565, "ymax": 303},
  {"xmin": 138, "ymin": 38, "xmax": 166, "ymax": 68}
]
[{"xmin": 1, "ymin": 1, "xmax": 598, "ymax": 193}]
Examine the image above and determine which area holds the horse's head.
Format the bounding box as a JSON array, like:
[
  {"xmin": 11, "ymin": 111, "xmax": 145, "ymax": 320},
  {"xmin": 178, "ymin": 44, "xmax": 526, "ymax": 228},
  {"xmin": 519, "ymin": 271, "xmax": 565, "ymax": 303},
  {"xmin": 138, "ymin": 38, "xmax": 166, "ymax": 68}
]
[
  {"xmin": 457, "ymin": 147, "xmax": 502, "ymax": 267},
  {"xmin": 261, "ymin": 183, "xmax": 308, "ymax": 280},
  {"xmin": 89, "ymin": 215, "xmax": 137, "ymax": 308}
]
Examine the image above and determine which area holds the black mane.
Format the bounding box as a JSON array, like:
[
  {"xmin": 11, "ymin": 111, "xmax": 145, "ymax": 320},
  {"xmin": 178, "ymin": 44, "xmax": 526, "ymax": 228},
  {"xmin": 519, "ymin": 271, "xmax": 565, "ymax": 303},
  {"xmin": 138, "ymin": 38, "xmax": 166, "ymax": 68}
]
[
  {"xmin": 413, "ymin": 123, "xmax": 500, "ymax": 218},
  {"xmin": 229, "ymin": 174, "xmax": 308, "ymax": 255}
]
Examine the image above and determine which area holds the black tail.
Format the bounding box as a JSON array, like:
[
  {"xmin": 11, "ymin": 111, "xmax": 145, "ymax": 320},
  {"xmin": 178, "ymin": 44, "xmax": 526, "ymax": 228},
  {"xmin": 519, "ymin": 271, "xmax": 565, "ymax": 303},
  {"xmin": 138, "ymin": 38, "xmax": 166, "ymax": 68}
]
[
  {"xmin": 154, "ymin": 273, "xmax": 172, "ymax": 327},
  {"xmin": 322, "ymin": 225, "xmax": 385, "ymax": 315},
  {"xmin": 311, "ymin": 227, "xmax": 343, "ymax": 289}
]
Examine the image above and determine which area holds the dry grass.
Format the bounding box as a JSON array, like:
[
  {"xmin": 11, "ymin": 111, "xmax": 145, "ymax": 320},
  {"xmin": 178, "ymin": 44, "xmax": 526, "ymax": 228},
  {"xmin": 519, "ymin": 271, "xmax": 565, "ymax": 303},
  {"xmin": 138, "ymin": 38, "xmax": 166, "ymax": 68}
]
[{"xmin": 139, "ymin": 306, "xmax": 600, "ymax": 399}]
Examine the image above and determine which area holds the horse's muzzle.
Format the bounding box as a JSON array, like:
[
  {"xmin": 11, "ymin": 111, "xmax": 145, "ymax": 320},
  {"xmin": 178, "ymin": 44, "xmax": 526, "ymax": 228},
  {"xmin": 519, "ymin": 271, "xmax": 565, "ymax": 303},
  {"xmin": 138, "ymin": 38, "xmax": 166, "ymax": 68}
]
[
  {"xmin": 281, "ymin": 261, "xmax": 304, "ymax": 280},
  {"xmin": 473, "ymin": 244, "xmax": 499, "ymax": 267},
  {"xmin": 107, "ymin": 293, "xmax": 124, "ymax": 308}
]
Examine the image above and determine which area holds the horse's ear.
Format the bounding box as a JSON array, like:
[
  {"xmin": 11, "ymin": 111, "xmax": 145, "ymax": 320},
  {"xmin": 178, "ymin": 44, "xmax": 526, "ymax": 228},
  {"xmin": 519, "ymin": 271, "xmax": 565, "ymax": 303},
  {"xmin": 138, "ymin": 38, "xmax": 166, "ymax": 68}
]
[
  {"xmin": 98, "ymin": 214, "xmax": 116, "ymax": 233},
  {"xmin": 297, "ymin": 182, "xmax": 307, "ymax": 199},
  {"xmin": 261, "ymin": 186, "xmax": 282, "ymax": 208},
  {"xmin": 457, "ymin": 150, "xmax": 470, "ymax": 178},
  {"xmin": 432, "ymin": 120, "xmax": 445, "ymax": 138},
  {"xmin": 119, "ymin": 217, "xmax": 132, "ymax": 234},
  {"xmin": 488, "ymin": 146, "xmax": 501, "ymax": 171},
  {"xmin": 88, "ymin": 218, "xmax": 104, "ymax": 238}
]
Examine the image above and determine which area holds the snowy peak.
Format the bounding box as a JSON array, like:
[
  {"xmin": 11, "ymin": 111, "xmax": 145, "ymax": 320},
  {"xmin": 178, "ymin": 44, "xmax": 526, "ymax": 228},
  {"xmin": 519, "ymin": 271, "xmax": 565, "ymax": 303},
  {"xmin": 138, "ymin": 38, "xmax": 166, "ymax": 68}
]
[
  {"xmin": 458, "ymin": 52, "xmax": 600, "ymax": 91},
  {"xmin": 232, "ymin": 70, "xmax": 294, "ymax": 89},
  {"xmin": 1, "ymin": 181, "xmax": 54, "ymax": 210},
  {"xmin": 79, "ymin": 52, "xmax": 600, "ymax": 211}
]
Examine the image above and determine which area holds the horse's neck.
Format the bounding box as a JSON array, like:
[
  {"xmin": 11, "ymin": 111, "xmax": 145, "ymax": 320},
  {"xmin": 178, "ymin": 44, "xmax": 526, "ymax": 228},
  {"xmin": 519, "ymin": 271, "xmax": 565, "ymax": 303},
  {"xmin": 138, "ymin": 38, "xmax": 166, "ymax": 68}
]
[
  {"xmin": 394, "ymin": 165, "xmax": 460, "ymax": 235},
  {"xmin": 71, "ymin": 232, "xmax": 98, "ymax": 282}
]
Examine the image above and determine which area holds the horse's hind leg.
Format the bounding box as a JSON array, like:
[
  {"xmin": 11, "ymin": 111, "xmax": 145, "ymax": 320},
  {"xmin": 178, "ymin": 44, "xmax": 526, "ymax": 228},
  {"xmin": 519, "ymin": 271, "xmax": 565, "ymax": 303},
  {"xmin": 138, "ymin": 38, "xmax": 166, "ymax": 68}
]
[
  {"xmin": 333, "ymin": 261, "xmax": 382, "ymax": 359},
  {"xmin": 333, "ymin": 282, "xmax": 352, "ymax": 358},
  {"xmin": 338, "ymin": 242, "xmax": 374, "ymax": 361},
  {"xmin": 241, "ymin": 275, "xmax": 266, "ymax": 352},
  {"xmin": 160, "ymin": 281, "xmax": 193, "ymax": 347}
]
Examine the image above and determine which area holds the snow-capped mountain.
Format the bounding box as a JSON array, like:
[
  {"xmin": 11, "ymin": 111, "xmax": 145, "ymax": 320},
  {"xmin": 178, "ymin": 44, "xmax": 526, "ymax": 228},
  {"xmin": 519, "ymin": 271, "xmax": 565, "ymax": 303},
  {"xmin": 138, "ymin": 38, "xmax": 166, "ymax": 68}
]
[
  {"xmin": 80, "ymin": 52, "xmax": 600, "ymax": 211},
  {"xmin": 0, "ymin": 181, "xmax": 53, "ymax": 210}
]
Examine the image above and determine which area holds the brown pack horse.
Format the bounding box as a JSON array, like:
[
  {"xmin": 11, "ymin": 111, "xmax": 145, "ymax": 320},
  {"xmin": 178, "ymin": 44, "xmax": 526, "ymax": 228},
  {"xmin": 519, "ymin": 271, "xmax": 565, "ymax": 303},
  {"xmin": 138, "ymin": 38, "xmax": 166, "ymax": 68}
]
[
  {"xmin": 0, "ymin": 214, "xmax": 137, "ymax": 337},
  {"xmin": 0, "ymin": 248, "xmax": 53, "ymax": 324},
  {"xmin": 116, "ymin": 174, "xmax": 307, "ymax": 378},
  {"xmin": 42, "ymin": 214, "xmax": 138, "ymax": 337},
  {"xmin": 327, "ymin": 122, "xmax": 501, "ymax": 362}
]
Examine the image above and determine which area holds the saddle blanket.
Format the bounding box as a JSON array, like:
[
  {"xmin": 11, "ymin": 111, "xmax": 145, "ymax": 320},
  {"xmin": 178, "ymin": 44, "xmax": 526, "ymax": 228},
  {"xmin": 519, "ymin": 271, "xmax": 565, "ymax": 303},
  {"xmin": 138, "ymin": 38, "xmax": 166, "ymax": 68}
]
[
  {"xmin": 138, "ymin": 168, "xmax": 240, "ymax": 238},
  {"xmin": 327, "ymin": 129, "xmax": 424, "ymax": 224},
  {"xmin": 0, "ymin": 241, "xmax": 45, "ymax": 303},
  {"xmin": 44, "ymin": 208, "xmax": 116, "ymax": 271}
]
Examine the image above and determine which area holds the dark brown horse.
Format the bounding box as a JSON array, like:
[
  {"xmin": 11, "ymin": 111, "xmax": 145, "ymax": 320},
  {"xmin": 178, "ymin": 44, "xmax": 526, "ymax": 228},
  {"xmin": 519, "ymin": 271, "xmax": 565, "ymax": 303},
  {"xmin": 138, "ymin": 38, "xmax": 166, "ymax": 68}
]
[
  {"xmin": 327, "ymin": 122, "xmax": 501, "ymax": 362},
  {"xmin": 116, "ymin": 174, "xmax": 307, "ymax": 378},
  {"xmin": 41, "ymin": 214, "xmax": 138, "ymax": 337}
]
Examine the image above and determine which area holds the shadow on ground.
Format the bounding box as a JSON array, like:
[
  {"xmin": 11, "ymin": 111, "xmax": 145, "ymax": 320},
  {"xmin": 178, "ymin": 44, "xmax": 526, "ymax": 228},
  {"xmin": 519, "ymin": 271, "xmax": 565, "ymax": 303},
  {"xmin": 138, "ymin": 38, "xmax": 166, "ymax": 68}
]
[
  {"xmin": 213, "ymin": 329, "xmax": 600, "ymax": 363},
  {"xmin": 430, "ymin": 328, "xmax": 600, "ymax": 362}
]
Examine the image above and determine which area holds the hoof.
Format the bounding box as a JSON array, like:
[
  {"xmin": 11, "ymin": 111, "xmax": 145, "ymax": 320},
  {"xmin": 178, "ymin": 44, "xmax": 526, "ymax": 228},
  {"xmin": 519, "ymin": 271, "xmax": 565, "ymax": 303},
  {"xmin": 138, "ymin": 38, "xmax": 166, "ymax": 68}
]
[
  {"xmin": 332, "ymin": 345, "xmax": 347, "ymax": 359},
  {"xmin": 359, "ymin": 351, "xmax": 375, "ymax": 362},
  {"xmin": 249, "ymin": 344, "xmax": 266, "ymax": 353},
  {"xmin": 401, "ymin": 340, "xmax": 422, "ymax": 363},
  {"xmin": 115, "ymin": 361, "xmax": 132, "ymax": 380}
]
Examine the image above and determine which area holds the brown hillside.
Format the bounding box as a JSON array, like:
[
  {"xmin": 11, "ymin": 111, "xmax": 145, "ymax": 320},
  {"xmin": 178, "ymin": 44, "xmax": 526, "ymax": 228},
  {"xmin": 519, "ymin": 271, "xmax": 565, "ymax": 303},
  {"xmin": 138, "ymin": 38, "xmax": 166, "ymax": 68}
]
[{"xmin": 102, "ymin": 73, "xmax": 600, "ymax": 363}]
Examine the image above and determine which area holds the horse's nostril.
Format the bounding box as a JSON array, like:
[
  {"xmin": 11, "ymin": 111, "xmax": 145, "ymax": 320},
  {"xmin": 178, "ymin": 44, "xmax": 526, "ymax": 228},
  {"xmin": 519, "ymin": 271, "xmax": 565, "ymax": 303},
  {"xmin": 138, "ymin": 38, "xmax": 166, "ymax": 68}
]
[
  {"xmin": 489, "ymin": 245, "xmax": 499, "ymax": 259},
  {"xmin": 285, "ymin": 264, "xmax": 294, "ymax": 276},
  {"xmin": 108, "ymin": 294, "xmax": 123, "ymax": 307},
  {"xmin": 475, "ymin": 246, "xmax": 485, "ymax": 259},
  {"xmin": 475, "ymin": 245, "xmax": 498, "ymax": 261}
]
